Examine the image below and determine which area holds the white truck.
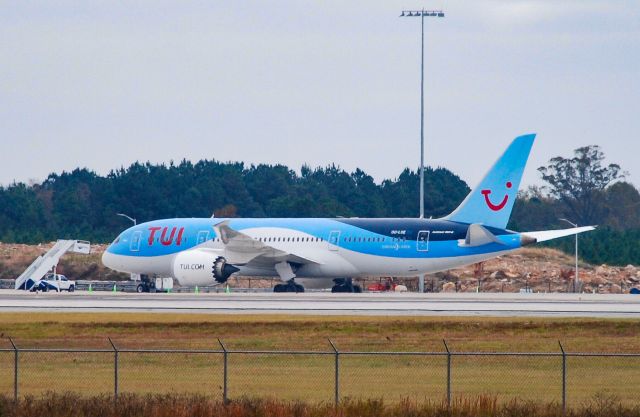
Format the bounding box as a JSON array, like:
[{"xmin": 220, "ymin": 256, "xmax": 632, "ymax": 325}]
[{"xmin": 34, "ymin": 273, "xmax": 76, "ymax": 292}]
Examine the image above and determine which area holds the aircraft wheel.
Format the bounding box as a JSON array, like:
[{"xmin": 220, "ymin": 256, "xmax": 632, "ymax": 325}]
[
  {"xmin": 332, "ymin": 285, "xmax": 349, "ymax": 293},
  {"xmin": 273, "ymin": 284, "xmax": 285, "ymax": 293},
  {"xmin": 294, "ymin": 284, "xmax": 305, "ymax": 293}
]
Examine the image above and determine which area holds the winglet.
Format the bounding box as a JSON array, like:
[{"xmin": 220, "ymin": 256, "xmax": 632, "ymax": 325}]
[{"xmin": 213, "ymin": 220, "xmax": 233, "ymax": 244}]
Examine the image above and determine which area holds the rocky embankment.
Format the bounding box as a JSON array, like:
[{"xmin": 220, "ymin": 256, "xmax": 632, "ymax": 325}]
[{"xmin": 432, "ymin": 247, "xmax": 639, "ymax": 294}]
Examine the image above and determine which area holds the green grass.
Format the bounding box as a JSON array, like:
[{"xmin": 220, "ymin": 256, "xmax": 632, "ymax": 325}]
[
  {"xmin": 1, "ymin": 313, "xmax": 640, "ymax": 406},
  {"xmin": 3, "ymin": 313, "xmax": 640, "ymax": 352}
]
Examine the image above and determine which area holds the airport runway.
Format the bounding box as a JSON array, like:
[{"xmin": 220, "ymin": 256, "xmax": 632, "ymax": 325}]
[{"xmin": 0, "ymin": 290, "xmax": 639, "ymax": 317}]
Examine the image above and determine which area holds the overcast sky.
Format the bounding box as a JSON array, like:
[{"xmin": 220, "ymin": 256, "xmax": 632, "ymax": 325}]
[{"xmin": 1, "ymin": 0, "xmax": 638, "ymax": 190}]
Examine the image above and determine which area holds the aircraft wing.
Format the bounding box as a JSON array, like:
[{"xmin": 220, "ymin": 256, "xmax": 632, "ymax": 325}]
[
  {"xmin": 212, "ymin": 220, "xmax": 323, "ymax": 266},
  {"xmin": 521, "ymin": 226, "xmax": 596, "ymax": 243}
]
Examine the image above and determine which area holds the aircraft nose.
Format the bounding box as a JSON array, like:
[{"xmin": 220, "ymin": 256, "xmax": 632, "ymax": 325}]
[{"xmin": 102, "ymin": 249, "xmax": 115, "ymax": 269}]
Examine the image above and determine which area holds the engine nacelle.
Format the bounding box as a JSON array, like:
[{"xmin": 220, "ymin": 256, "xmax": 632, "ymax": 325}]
[{"xmin": 172, "ymin": 250, "xmax": 239, "ymax": 286}]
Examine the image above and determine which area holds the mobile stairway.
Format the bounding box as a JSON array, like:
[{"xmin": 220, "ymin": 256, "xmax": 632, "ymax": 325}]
[{"xmin": 14, "ymin": 240, "xmax": 91, "ymax": 290}]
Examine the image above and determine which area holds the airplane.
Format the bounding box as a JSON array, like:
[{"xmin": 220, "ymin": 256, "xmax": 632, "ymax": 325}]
[{"xmin": 102, "ymin": 134, "xmax": 594, "ymax": 293}]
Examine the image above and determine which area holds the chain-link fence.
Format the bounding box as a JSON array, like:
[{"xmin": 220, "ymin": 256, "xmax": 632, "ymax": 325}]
[{"xmin": 1, "ymin": 338, "xmax": 639, "ymax": 409}]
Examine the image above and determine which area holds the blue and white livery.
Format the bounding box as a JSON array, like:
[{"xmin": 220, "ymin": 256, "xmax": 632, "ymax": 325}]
[{"xmin": 102, "ymin": 134, "xmax": 594, "ymax": 292}]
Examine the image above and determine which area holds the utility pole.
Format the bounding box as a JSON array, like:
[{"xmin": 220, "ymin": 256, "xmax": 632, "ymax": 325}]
[{"xmin": 399, "ymin": 9, "xmax": 444, "ymax": 219}]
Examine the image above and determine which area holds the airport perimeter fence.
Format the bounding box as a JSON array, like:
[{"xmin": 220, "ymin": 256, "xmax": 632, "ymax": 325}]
[{"xmin": 1, "ymin": 339, "xmax": 640, "ymax": 409}]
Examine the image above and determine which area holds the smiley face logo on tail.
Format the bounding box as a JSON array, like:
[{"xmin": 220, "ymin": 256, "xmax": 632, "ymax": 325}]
[{"xmin": 481, "ymin": 181, "xmax": 512, "ymax": 211}]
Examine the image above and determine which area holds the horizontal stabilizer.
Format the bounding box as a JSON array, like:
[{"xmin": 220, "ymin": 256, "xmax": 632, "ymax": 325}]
[
  {"xmin": 521, "ymin": 226, "xmax": 596, "ymax": 244},
  {"xmin": 459, "ymin": 224, "xmax": 506, "ymax": 247}
]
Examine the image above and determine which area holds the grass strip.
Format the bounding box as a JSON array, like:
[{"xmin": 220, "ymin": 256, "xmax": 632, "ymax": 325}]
[{"xmin": 1, "ymin": 392, "xmax": 639, "ymax": 417}]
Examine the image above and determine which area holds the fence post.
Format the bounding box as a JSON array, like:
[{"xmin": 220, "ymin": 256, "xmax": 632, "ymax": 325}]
[
  {"xmin": 443, "ymin": 339, "xmax": 451, "ymax": 408},
  {"xmin": 218, "ymin": 339, "xmax": 228, "ymax": 404},
  {"xmin": 8, "ymin": 337, "xmax": 18, "ymax": 404},
  {"xmin": 108, "ymin": 338, "xmax": 118, "ymax": 404},
  {"xmin": 328, "ymin": 339, "xmax": 339, "ymax": 406},
  {"xmin": 558, "ymin": 341, "xmax": 566, "ymax": 414}
]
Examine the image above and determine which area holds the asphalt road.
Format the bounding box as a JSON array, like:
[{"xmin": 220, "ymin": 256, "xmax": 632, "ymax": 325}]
[{"xmin": 0, "ymin": 290, "xmax": 639, "ymax": 317}]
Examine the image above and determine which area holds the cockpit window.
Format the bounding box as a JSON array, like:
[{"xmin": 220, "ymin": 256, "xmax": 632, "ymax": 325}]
[{"xmin": 113, "ymin": 235, "xmax": 121, "ymax": 244}]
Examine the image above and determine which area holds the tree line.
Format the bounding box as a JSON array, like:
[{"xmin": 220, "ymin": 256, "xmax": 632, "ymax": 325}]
[
  {"xmin": 0, "ymin": 161, "xmax": 470, "ymax": 243},
  {"xmin": 0, "ymin": 146, "xmax": 637, "ymax": 265}
]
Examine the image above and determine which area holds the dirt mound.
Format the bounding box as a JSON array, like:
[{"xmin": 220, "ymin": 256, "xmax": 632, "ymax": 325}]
[{"xmin": 429, "ymin": 247, "xmax": 638, "ymax": 294}]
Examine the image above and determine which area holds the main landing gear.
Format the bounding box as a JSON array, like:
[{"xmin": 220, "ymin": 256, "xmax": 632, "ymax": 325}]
[
  {"xmin": 136, "ymin": 275, "xmax": 156, "ymax": 293},
  {"xmin": 331, "ymin": 278, "xmax": 362, "ymax": 293},
  {"xmin": 273, "ymin": 279, "xmax": 305, "ymax": 293}
]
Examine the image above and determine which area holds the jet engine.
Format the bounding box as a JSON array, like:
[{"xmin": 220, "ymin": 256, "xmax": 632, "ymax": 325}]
[
  {"xmin": 212, "ymin": 256, "xmax": 239, "ymax": 283},
  {"xmin": 172, "ymin": 250, "xmax": 239, "ymax": 286}
]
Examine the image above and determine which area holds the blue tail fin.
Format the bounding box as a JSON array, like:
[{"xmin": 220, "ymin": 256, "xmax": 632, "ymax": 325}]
[{"xmin": 443, "ymin": 134, "xmax": 536, "ymax": 229}]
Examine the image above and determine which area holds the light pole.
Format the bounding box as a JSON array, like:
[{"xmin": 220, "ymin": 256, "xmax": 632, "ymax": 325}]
[
  {"xmin": 559, "ymin": 218, "xmax": 579, "ymax": 292},
  {"xmin": 117, "ymin": 213, "xmax": 138, "ymax": 282},
  {"xmin": 400, "ymin": 9, "xmax": 444, "ymax": 294},
  {"xmin": 400, "ymin": 9, "xmax": 444, "ymax": 220},
  {"xmin": 116, "ymin": 213, "xmax": 136, "ymax": 226}
]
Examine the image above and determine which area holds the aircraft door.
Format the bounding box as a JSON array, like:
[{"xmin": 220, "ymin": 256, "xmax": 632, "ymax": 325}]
[
  {"xmin": 328, "ymin": 230, "xmax": 341, "ymax": 251},
  {"xmin": 417, "ymin": 230, "xmax": 430, "ymax": 252},
  {"xmin": 130, "ymin": 231, "xmax": 142, "ymax": 252}
]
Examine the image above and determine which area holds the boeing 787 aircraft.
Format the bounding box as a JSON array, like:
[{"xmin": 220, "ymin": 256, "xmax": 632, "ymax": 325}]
[{"xmin": 102, "ymin": 134, "xmax": 594, "ymax": 292}]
